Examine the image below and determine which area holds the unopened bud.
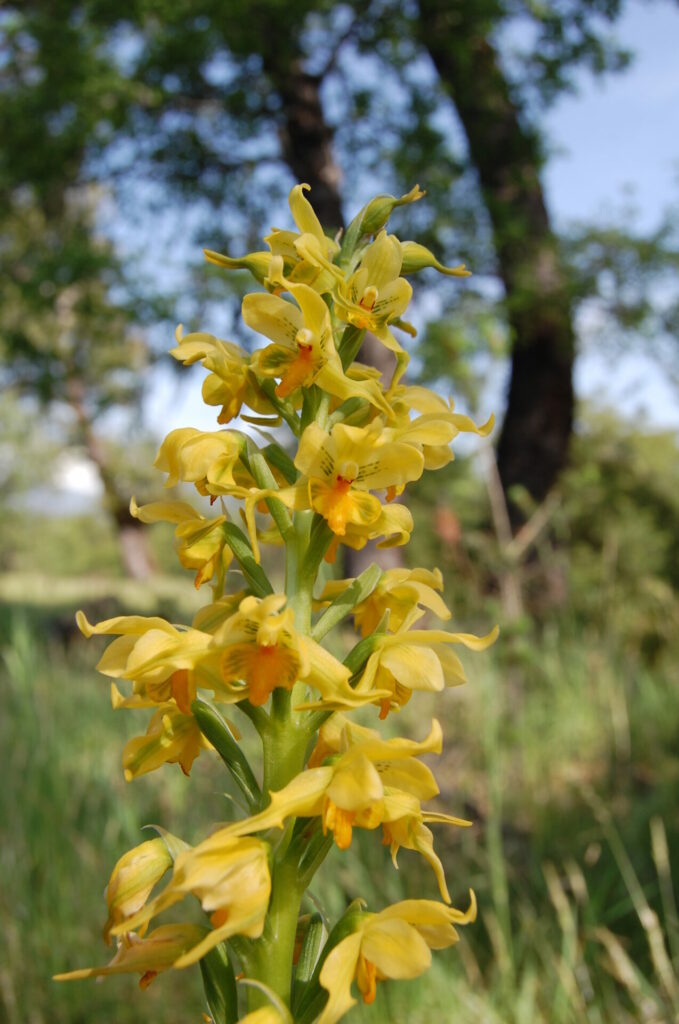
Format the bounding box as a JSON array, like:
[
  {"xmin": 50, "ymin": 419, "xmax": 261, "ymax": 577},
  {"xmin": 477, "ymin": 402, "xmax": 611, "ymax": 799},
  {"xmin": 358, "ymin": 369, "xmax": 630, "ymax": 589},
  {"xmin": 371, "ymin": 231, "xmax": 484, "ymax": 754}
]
[
  {"xmin": 203, "ymin": 248, "xmax": 271, "ymax": 284},
  {"xmin": 104, "ymin": 838, "xmax": 173, "ymax": 943},
  {"xmin": 358, "ymin": 185, "xmax": 425, "ymax": 237},
  {"xmin": 400, "ymin": 241, "xmax": 471, "ymax": 277}
]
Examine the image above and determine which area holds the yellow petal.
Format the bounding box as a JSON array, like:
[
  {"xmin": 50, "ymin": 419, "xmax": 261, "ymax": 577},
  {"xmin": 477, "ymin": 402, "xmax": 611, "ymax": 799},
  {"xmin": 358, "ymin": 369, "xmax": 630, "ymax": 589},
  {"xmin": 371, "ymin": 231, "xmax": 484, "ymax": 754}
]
[
  {"xmin": 326, "ymin": 754, "xmax": 384, "ymax": 813},
  {"xmin": 361, "ymin": 917, "xmax": 431, "ymax": 979},
  {"xmin": 224, "ymin": 767, "xmax": 333, "ymax": 837},
  {"xmin": 379, "ymin": 643, "xmax": 445, "ymax": 692},
  {"xmin": 130, "ymin": 496, "xmax": 201, "ymax": 525},
  {"xmin": 242, "ymin": 292, "xmax": 303, "ymax": 349},
  {"xmin": 288, "ymin": 183, "xmax": 335, "ymax": 247},
  {"xmin": 318, "ymin": 932, "xmax": 364, "ymax": 1024}
]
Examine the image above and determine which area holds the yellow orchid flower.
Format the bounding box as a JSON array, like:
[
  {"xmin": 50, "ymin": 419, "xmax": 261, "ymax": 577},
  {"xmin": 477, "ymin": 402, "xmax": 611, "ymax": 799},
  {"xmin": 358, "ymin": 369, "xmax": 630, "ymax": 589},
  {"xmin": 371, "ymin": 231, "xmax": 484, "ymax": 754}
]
[
  {"xmin": 380, "ymin": 811, "xmax": 465, "ymax": 903},
  {"xmin": 76, "ymin": 610, "xmax": 218, "ymax": 706},
  {"xmin": 322, "ymin": 502, "xmax": 414, "ymax": 563},
  {"xmin": 208, "ymin": 594, "xmax": 355, "ymax": 708},
  {"xmin": 317, "ymin": 895, "xmax": 476, "ymax": 1024},
  {"xmin": 369, "ymin": 389, "xmax": 494, "ymax": 478},
  {"xmin": 264, "ymin": 183, "xmax": 341, "ymax": 293},
  {"xmin": 295, "ymin": 229, "xmax": 414, "ymax": 382},
  {"xmin": 130, "ymin": 496, "xmax": 233, "ymax": 589},
  {"xmin": 103, "ymin": 836, "xmax": 176, "ymax": 944},
  {"xmin": 293, "ymin": 421, "xmax": 424, "ymax": 536},
  {"xmin": 243, "ymin": 279, "xmax": 391, "ymax": 415},
  {"xmin": 170, "ymin": 326, "xmax": 271, "ymax": 424},
  {"xmin": 319, "ymin": 567, "xmax": 451, "ymax": 635},
  {"xmin": 387, "ymin": 384, "xmax": 495, "ymax": 453},
  {"xmin": 206, "ymin": 183, "xmax": 339, "ymax": 295},
  {"xmin": 303, "ymin": 716, "xmax": 469, "ymax": 901},
  {"xmin": 221, "ymin": 721, "xmax": 459, "ymax": 875},
  {"xmin": 241, "ymin": 485, "xmax": 414, "ymax": 564},
  {"xmin": 154, "ymin": 427, "xmax": 249, "ymax": 496},
  {"xmin": 54, "ymin": 924, "xmax": 208, "ymax": 989},
  {"xmin": 110, "ymin": 832, "xmax": 271, "ymax": 968},
  {"xmin": 383, "ymin": 409, "xmax": 491, "ymax": 473},
  {"xmin": 353, "ymin": 618, "xmax": 500, "ymax": 718},
  {"xmin": 120, "ymin": 702, "xmax": 211, "ymax": 780}
]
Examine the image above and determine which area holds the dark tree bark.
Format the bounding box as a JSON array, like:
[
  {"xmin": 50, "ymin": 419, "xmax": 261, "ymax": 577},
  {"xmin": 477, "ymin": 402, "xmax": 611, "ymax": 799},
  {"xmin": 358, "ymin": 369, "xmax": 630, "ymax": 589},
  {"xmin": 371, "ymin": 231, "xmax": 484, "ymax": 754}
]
[
  {"xmin": 275, "ymin": 62, "xmax": 345, "ymax": 231},
  {"xmin": 418, "ymin": 1, "xmax": 575, "ymax": 523}
]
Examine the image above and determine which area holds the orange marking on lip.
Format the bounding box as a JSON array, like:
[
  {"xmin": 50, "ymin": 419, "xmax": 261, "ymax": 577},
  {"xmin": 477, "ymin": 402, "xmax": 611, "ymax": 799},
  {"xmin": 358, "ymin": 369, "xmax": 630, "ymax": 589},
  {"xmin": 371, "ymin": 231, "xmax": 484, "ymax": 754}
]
[{"xmin": 276, "ymin": 343, "xmax": 315, "ymax": 397}]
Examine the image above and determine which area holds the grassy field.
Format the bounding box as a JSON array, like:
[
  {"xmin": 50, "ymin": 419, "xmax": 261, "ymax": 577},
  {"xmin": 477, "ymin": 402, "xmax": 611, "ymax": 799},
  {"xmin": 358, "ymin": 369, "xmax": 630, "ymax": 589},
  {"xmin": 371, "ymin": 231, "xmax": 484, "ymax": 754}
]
[
  {"xmin": 3, "ymin": 415, "xmax": 678, "ymax": 1022},
  {"xmin": 2, "ymin": 597, "xmax": 678, "ymax": 1024}
]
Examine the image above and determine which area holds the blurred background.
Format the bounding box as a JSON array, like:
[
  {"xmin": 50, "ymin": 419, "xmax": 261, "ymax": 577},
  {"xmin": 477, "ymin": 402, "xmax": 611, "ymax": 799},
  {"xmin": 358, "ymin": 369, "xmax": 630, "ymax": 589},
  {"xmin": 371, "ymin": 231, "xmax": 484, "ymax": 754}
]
[{"xmin": 2, "ymin": 1, "xmax": 679, "ymax": 1021}]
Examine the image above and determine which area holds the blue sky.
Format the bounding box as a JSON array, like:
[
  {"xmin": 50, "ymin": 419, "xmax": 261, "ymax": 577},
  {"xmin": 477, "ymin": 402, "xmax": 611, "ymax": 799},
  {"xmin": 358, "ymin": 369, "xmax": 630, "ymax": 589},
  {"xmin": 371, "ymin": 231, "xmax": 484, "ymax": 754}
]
[
  {"xmin": 544, "ymin": 0, "xmax": 679, "ymax": 430},
  {"xmin": 545, "ymin": 1, "xmax": 679, "ymax": 230}
]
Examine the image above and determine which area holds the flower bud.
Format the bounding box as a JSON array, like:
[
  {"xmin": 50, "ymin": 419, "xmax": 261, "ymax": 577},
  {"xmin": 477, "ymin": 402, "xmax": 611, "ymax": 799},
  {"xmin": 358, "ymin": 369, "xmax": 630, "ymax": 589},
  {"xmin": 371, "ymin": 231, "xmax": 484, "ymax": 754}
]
[
  {"xmin": 356, "ymin": 185, "xmax": 425, "ymax": 237},
  {"xmin": 104, "ymin": 838, "xmax": 173, "ymax": 943},
  {"xmin": 203, "ymin": 248, "xmax": 271, "ymax": 284},
  {"xmin": 400, "ymin": 241, "xmax": 471, "ymax": 277}
]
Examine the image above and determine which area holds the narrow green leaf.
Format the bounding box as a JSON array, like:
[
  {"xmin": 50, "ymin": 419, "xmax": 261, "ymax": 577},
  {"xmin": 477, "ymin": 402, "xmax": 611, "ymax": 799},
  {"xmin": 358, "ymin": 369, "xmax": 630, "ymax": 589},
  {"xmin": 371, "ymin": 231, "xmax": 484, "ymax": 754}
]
[
  {"xmin": 249, "ymin": 451, "xmax": 294, "ymax": 541},
  {"xmin": 300, "ymin": 516, "xmax": 335, "ymax": 583},
  {"xmin": 199, "ymin": 943, "xmax": 238, "ymax": 1024},
  {"xmin": 293, "ymin": 913, "xmax": 327, "ymax": 1010},
  {"xmin": 342, "ymin": 610, "xmax": 389, "ymax": 676},
  {"xmin": 338, "ymin": 325, "xmax": 366, "ymax": 370},
  {"xmin": 326, "ymin": 396, "xmax": 365, "ymax": 429},
  {"xmin": 222, "ymin": 522, "xmax": 274, "ymax": 597},
  {"xmin": 311, "ymin": 564, "xmax": 383, "ymax": 642},
  {"xmin": 192, "ymin": 699, "xmax": 261, "ymax": 810},
  {"xmin": 262, "ymin": 442, "xmax": 298, "ymax": 484}
]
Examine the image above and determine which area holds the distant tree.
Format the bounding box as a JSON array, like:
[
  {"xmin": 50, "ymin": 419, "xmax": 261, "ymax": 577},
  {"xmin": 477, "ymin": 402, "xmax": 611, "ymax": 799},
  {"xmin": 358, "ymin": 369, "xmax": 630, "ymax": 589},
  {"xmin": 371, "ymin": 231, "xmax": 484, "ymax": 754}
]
[
  {"xmin": 4, "ymin": 0, "xmax": 669, "ymax": 547},
  {"xmin": 0, "ymin": 188, "xmax": 157, "ymax": 575}
]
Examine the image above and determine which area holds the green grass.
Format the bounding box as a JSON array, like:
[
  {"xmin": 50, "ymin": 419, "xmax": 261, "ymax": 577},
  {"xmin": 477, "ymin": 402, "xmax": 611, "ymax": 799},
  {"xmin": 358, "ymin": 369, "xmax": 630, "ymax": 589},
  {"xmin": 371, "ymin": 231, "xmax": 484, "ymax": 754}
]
[{"xmin": 3, "ymin": 605, "xmax": 678, "ymax": 1023}]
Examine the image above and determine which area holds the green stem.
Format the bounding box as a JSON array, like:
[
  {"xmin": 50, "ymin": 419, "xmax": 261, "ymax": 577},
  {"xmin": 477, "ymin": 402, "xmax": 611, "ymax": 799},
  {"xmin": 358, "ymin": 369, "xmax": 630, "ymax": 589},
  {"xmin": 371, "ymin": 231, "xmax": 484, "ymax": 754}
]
[
  {"xmin": 251, "ymin": 663, "xmax": 309, "ymax": 1010},
  {"xmin": 338, "ymin": 325, "xmax": 366, "ymax": 370},
  {"xmin": 286, "ymin": 510, "xmax": 314, "ymax": 632},
  {"xmin": 248, "ymin": 451, "xmax": 295, "ymax": 544},
  {"xmin": 243, "ymin": 480, "xmax": 322, "ymax": 1010},
  {"xmin": 246, "ymin": 857, "xmax": 304, "ymax": 1011},
  {"xmin": 259, "ymin": 379, "xmax": 300, "ymax": 436},
  {"xmin": 262, "ymin": 694, "xmax": 308, "ymax": 796}
]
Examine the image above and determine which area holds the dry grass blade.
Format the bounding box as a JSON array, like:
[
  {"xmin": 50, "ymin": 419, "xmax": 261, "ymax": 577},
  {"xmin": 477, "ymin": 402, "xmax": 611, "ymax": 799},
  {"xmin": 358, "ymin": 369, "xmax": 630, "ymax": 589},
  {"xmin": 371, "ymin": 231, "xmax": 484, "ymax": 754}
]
[{"xmin": 583, "ymin": 787, "xmax": 679, "ymax": 1010}]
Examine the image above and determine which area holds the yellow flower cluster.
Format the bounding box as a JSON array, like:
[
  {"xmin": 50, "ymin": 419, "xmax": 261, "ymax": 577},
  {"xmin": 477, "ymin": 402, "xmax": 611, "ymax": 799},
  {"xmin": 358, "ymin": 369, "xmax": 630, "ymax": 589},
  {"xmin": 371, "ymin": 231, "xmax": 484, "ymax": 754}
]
[{"xmin": 56, "ymin": 184, "xmax": 496, "ymax": 1022}]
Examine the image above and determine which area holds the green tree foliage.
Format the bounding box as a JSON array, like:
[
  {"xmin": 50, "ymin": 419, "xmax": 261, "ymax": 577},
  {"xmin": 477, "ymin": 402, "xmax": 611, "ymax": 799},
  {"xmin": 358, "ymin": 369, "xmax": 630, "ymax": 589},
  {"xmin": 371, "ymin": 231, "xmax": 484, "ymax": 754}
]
[{"xmin": 2, "ymin": 0, "xmax": 674, "ymax": 524}]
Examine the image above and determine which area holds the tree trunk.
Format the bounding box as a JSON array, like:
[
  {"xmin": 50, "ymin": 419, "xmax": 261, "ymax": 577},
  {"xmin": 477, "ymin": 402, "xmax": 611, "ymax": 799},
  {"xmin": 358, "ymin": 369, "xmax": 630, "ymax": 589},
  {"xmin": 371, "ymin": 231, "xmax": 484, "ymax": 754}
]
[
  {"xmin": 264, "ymin": 53, "xmax": 404, "ymax": 573},
  {"xmin": 418, "ymin": 1, "xmax": 575, "ymax": 525},
  {"xmin": 66, "ymin": 381, "xmax": 155, "ymax": 580}
]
